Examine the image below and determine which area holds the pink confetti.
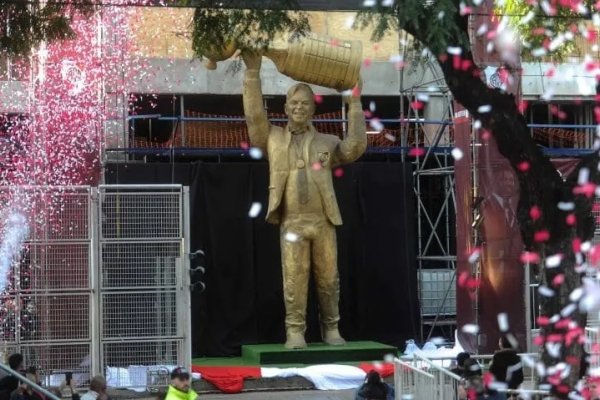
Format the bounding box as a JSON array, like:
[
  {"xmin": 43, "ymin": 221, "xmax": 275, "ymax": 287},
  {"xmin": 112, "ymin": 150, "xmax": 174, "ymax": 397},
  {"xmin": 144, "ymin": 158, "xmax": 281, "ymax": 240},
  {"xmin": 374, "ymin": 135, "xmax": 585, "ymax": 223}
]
[
  {"xmin": 520, "ymin": 251, "xmax": 540, "ymax": 264},
  {"xmin": 534, "ymin": 230, "xmax": 550, "ymax": 242},
  {"xmin": 334, "ymin": 168, "xmax": 344, "ymax": 178},
  {"xmin": 529, "ymin": 205, "xmax": 541, "ymax": 221},
  {"xmin": 517, "ymin": 161, "xmax": 530, "ymax": 172},
  {"xmin": 311, "ymin": 162, "xmax": 322, "ymax": 171},
  {"xmin": 408, "ymin": 147, "xmax": 426, "ymax": 157},
  {"xmin": 566, "ymin": 213, "xmax": 576, "ymax": 226},
  {"xmin": 552, "ymin": 274, "xmax": 565, "ymax": 286},
  {"xmin": 313, "ymin": 94, "xmax": 323, "ymax": 104}
]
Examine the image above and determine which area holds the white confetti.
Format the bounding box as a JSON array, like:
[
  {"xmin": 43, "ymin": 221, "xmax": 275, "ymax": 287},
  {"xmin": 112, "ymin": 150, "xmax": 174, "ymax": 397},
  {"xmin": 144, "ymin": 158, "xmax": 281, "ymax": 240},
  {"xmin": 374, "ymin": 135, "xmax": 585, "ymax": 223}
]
[
  {"xmin": 447, "ymin": 46, "xmax": 462, "ymax": 55},
  {"xmin": 462, "ymin": 324, "xmax": 479, "ymax": 335},
  {"xmin": 468, "ymin": 249, "xmax": 481, "ymax": 264},
  {"xmin": 362, "ymin": 0, "xmax": 376, "ymax": 6},
  {"xmin": 560, "ymin": 303, "xmax": 577, "ymax": 317},
  {"xmin": 369, "ymin": 119, "xmax": 384, "ymax": 132},
  {"xmin": 497, "ymin": 313, "xmax": 509, "ymax": 332},
  {"xmin": 570, "ymin": 287, "xmax": 584, "ymax": 302},
  {"xmin": 451, "ymin": 148, "xmax": 464, "ymax": 161},
  {"xmin": 538, "ymin": 285, "xmax": 555, "ymax": 297},
  {"xmin": 369, "ymin": 101, "xmax": 376, "ymax": 112},
  {"xmin": 545, "ymin": 342, "xmax": 562, "ymax": 358},
  {"xmin": 579, "ymin": 168, "xmax": 590, "ymax": 185},
  {"xmin": 477, "ymin": 105, "xmax": 492, "ymax": 113},
  {"xmin": 557, "ymin": 202, "xmax": 575, "ymax": 211},
  {"xmin": 248, "ymin": 202, "xmax": 262, "ymax": 218},
  {"xmin": 545, "ymin": 254, "xmax": 563, "ymax": 268},
  {"xmin": 284, "ymin": 231, "xmax": 299, "ymax": 242},
  {"xmin": 249, "ymin": 147, "xmax": 263, "ymax": 159}
]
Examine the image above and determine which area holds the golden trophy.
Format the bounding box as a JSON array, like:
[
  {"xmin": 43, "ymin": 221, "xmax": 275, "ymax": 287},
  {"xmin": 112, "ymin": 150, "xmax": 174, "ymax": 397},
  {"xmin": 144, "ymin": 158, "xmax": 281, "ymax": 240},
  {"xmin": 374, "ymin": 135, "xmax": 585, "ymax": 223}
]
[{"xmin": 204, "ymin": 34, "xmax": 362, "ymax": 90}]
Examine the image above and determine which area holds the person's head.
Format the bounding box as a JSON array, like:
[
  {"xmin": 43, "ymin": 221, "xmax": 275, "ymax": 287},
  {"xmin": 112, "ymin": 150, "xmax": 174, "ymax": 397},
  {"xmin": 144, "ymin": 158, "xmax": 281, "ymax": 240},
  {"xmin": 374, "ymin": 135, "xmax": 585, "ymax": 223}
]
[
  {"xmin": 456, "ymin": 352, "xmax": 471, "ymax": 369},
  {"xmin": 357, "ymin": 370, "xmax": 388, "ymax": 400},
  {"xmin": 170, "ymin": 367, "xmax": 191, "ymax": 393},
  {"xmin": 462, "ymin": 358, "xmax": 482, "ymax": 378},
  {"xmin": 8, "ymin": 353, "xmax": 24, "ymax": 372},
  {"xmin": 285, "ymin": 83, "xmax": 315, "ymax": 127},
  {"xmin": 89, "ymin": 376, "xmax": 107, "ymax": 394}
]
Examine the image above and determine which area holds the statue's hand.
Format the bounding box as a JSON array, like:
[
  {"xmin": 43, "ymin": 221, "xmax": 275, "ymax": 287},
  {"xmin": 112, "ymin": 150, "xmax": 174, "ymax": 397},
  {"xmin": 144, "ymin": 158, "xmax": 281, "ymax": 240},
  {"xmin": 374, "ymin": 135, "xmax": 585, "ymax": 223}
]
[
  {"xmin": 242, "ymin": 52, "xmax": 262, "ymax": 71},
  {"xmin": 343, "ymin": 76, "xmax": 362, "ymax": 104}
]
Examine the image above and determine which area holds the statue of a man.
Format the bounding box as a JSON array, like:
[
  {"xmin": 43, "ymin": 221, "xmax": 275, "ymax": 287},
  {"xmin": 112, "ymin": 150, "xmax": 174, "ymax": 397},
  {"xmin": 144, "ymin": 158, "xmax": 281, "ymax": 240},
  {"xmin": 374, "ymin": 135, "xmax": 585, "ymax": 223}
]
[{"xmin": 242, "ymin": 53, "xmax": 367, "ymax": 349}]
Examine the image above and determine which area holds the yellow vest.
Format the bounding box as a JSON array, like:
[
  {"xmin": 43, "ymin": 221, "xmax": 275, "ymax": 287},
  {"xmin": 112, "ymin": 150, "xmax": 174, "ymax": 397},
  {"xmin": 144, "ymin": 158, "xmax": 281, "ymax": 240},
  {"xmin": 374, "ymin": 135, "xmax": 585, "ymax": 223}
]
[{"xmin": 165, "ymin": 385, "xmax": 198, "ymax": 400}]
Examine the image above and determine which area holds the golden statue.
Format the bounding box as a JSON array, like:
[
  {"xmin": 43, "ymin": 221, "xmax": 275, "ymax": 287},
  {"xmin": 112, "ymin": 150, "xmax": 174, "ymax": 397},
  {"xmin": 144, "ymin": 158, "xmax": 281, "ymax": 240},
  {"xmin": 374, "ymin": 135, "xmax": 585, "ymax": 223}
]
[{"xmin": 242, "ymin": 52, "xmax": 367, "ymax": 349}]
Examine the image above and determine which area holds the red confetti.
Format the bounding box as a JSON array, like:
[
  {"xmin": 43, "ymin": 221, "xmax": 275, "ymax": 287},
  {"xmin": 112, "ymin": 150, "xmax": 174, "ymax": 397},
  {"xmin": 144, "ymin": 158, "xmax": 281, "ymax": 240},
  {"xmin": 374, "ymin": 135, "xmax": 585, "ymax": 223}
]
[
  {"xmin": 552, "ymin": 274, "xmax": 565, "ymax": 286},
  {"xmin": 518, "ymin": 100, "xmax": 529, "ymax": 114},
  {"xmin": 529, "ymin": 205, "xmax": 541, "ymax": 221},
  {"xmin": 411, "ymin": 101, "xmax": 424, "ymax": 110},
  {"xmin": 534, "ymin": 230, "xmax": 550, "ymax": 242},
  {"xmin": 517, "ymin": 161, "xmax": 530, "ymax": 172},
  {"xmin": 520, "ymin": 251, "xmax": 540, "ymax": 264},
  {"xmin": 536, "ymin": 316, "xmax": 550, "ymax": 326},
  {"xmin": 572, "ymin": 238, "xmax": 581, "ymax": 253},
  {"xmin": 566, "ymin": 213, "xmax": 576, "ymax": 226},
  {"xmin": 589, "ymin": 244, "xmax": 600, "ymax": 266},
  {"xmin": 363, "ymin": 58, "xmax": 372, "ymax": 68},
  {"xmin": 313, "ymin": 94, "xmax": 323, "ymax": 104},
  {"xmin": 334, "ymin": 168, "xmax": 344, "ymax": 178},
  {"xmin": 573, "ymin": 183, "xmax": 596, "ymax": 198},
  {"xmin": 240, "ymin": 141, "xmax": 249, "ymax": 150},
  {"xmin": 408, "ymin": 147, "xmax": 426, "ymax": 157}
]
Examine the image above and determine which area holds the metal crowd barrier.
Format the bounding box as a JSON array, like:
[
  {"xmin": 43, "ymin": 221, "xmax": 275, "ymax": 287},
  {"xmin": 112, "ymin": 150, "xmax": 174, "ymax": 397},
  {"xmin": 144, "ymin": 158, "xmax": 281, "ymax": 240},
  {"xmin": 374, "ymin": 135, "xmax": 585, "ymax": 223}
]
[
  {"xmin": 397, "ymin": 352, "xmax": 551, "ymax": 399},
  {"xmin": 394, "ymin": 357, "xmax": 436, "ymax": 400}
]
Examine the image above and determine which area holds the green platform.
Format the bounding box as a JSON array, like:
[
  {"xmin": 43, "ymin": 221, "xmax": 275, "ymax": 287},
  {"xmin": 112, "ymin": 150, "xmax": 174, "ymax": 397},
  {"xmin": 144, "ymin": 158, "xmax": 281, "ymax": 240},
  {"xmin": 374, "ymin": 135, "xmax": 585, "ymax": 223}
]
[{"xmin": 241, "ymin": 341, "xmax": 398, "ymax": 365}]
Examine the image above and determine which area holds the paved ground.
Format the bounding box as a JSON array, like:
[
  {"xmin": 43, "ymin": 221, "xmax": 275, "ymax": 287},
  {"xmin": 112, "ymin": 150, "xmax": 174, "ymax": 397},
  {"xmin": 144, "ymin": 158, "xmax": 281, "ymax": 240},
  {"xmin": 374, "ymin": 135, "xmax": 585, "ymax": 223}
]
[{"xmin": 198, "ymin": 389, "xmax": 356, "ymax": 399}]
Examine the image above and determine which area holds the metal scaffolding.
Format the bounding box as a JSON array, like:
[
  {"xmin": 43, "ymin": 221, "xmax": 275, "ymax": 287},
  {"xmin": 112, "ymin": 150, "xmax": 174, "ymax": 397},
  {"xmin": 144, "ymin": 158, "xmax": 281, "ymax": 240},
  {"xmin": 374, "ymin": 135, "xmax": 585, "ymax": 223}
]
[{"xmin": 397, "ymin": 50, "xmax": 458, "ymax": 343}]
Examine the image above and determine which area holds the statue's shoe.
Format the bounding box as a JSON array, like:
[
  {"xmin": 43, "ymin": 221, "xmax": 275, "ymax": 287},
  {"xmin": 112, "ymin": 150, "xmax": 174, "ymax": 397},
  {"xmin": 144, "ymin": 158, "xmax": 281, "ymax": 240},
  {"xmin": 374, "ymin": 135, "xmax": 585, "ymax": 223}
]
[
  {"xmin": 285, "ymin": 332, "xmax": 307, "ymax": 349},
  {"xmin": 323, "ymin": 329, "xmax": 346, "ymax": 346}
]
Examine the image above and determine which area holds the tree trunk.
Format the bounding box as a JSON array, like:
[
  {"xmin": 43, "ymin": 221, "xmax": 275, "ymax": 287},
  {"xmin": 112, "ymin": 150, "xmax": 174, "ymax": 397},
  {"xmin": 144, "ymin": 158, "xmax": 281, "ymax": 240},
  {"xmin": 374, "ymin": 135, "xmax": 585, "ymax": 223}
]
[{"xmin": 438, "ymin": 47, "xmax": 594, "ymax": 396}]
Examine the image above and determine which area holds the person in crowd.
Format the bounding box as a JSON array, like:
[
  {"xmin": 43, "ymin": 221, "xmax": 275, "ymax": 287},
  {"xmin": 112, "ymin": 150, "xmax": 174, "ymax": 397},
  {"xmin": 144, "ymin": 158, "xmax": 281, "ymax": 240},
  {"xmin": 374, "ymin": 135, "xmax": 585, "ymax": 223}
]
[
  {"xmin": 354, "ymin": 370, "xmax": 394, "ymax": 400},
  {"xmin": 80, "ymin": 376, "xmax": 107, "ymax": 400},
  {"xmin": 451, "ymin": 352, "xmax": 472, "ymax": 377},
  {"xmin": 458, "ymin": 358, "xmax": 486, "ymax": 400},
  {"xmin": 165, "ymin": 368, "xmax": 197, "ymax": 400},
  {"xmin": 0, "ymin": 354, "xmax": 25, "ymax": 400},
  {"xmin": 9, "ymin": 368, "xmax": 44, "ymax": 400},
  {"xmin": 489, "ymin": 335, "xmax": 524, "ymax": 399}
]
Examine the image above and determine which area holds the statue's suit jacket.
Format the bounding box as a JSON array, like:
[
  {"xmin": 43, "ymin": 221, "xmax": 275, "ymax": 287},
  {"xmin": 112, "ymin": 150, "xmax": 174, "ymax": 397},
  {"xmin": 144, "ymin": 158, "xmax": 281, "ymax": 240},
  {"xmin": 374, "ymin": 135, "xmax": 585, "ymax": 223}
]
[{"xmin": 243, "ymin": 69, "xmax": 367, "ymax": 226}]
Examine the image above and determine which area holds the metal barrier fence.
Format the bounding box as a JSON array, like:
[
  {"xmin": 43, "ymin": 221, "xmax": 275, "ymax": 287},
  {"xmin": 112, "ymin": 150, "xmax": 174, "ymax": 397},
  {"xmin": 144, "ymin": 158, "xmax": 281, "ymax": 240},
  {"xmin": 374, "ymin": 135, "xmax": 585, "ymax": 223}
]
[
  {"xmin": 0, "ymin": 185, "xmax": 191, "ymax": 390},
  {"xmin": 586, "ymin": 326, "xmax": 600, "ymax": 370},
  {"xmin": 394, "ymin": 357, "xmax": 436, "ymax": 400},
  {"xmin": 399, "ymin": 351, "xmax": 551, "ymax": 399}
]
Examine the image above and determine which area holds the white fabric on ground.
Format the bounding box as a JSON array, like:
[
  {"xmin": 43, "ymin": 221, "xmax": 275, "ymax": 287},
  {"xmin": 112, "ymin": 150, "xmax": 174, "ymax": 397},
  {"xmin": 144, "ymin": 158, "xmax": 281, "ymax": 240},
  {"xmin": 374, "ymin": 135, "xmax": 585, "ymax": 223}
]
[{"xmin": 261, "ymin": 364, "xmax": 366, "ymax": 390}]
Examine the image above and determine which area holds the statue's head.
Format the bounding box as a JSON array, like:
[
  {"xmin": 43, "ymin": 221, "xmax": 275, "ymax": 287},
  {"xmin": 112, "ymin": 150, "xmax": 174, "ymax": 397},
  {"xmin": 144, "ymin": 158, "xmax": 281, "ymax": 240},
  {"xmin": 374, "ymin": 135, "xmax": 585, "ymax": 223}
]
[{"xmin": 285, "ymin": 83, "xmax": 315, "ymax": 127}]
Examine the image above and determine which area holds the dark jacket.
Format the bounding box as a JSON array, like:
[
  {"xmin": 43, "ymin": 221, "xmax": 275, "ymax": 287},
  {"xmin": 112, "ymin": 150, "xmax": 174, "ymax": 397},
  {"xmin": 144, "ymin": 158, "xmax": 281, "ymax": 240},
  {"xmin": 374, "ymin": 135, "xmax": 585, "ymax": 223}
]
[
  {"xmin": 489, "ymin": 349, "xmax": 524, "ymax": 389},
  {"xmin": 0, "ymin": 377, "xmax": 20, "ymax": 400}
]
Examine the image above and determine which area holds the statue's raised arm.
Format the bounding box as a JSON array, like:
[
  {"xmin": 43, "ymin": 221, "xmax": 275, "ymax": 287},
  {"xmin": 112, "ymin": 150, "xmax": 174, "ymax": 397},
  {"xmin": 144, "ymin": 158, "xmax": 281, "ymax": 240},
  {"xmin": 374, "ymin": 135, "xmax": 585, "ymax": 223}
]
[
  {"xmin": 242, "ymin": 53, "xmax": 271, "ymax": 156},
  {"xmin": 334, "ymin": 78, "xmax": 367, "ymax": 165}
]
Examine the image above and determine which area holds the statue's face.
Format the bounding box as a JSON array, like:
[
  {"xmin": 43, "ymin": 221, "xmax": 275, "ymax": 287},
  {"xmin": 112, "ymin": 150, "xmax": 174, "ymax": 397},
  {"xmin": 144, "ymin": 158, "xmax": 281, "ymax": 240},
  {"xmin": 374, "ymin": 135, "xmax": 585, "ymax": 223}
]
[{"xmin": 285, "ymin": 89, "xmax": 315, "ymax": 126}]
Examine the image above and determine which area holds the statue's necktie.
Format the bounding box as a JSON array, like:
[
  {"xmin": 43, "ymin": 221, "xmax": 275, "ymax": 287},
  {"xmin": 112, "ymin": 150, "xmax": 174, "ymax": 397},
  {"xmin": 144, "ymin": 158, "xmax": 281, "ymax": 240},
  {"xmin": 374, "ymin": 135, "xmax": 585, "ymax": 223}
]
[{"xmin": 292, "ymin": 134, "xmax": 309, "ymax": 205}]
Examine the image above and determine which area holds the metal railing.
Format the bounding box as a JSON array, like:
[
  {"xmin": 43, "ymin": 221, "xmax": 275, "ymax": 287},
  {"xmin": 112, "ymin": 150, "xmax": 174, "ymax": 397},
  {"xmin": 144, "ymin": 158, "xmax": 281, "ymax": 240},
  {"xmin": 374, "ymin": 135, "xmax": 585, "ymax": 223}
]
[
  {"xmin": 398, "ymin": 351, "xmax": 551, "ymax": 399},
  {"xmin": 394, "ymin": 357, "xmax": 436, "ymax": 400}
]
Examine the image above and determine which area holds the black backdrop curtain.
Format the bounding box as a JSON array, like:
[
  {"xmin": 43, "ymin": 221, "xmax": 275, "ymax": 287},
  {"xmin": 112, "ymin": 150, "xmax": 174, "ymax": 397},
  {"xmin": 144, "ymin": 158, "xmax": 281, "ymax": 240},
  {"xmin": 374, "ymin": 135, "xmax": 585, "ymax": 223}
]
[{"xmin": 105, "ymin": 161, "xmax": 419, "ymax": 357}]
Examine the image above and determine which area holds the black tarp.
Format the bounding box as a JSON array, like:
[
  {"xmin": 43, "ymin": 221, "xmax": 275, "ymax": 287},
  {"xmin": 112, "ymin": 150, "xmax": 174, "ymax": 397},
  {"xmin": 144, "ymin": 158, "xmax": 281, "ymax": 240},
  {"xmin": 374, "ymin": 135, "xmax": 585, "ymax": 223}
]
[{"xmin": 105, "ymin": 161, "xmax": 419, "ymax": 357}]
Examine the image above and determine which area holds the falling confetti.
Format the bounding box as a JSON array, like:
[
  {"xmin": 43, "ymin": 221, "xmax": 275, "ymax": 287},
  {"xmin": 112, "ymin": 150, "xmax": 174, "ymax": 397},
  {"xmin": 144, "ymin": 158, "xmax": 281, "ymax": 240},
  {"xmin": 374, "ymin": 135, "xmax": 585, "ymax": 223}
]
[{"xmin": 248, "ymin": 202, "xmax": 262, "ymax": 218}]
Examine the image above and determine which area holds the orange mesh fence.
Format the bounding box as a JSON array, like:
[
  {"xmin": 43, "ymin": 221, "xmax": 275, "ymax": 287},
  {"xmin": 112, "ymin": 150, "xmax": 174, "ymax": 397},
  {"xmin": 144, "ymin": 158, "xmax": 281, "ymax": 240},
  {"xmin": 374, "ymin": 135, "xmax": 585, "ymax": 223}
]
[
  {"xmin": 131, "ymin": 111, "xmax": 426, "ymax": 149},
  {"xmin": 532, "ymin": 127, "xmax": 587, "ymax": 147}
]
